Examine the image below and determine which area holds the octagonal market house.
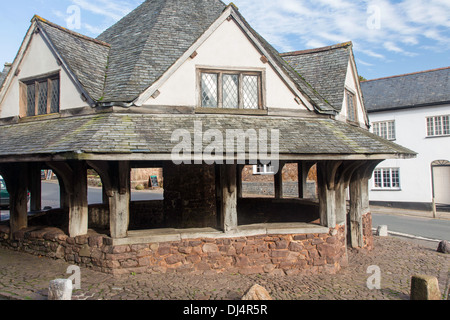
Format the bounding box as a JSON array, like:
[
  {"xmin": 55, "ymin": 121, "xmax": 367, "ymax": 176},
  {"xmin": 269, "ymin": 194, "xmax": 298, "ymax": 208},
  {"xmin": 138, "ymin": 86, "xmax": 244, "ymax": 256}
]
[{"xmin": 0, "ymin": 1, "xmax": 415, "ymax": 276}]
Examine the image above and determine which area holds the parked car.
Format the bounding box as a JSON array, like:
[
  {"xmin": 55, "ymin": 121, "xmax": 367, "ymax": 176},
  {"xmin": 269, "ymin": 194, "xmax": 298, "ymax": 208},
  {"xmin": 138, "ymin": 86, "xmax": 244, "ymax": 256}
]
[{"xmin": 0, "ymin": 176, "xmax": 9, "ymax": 208}]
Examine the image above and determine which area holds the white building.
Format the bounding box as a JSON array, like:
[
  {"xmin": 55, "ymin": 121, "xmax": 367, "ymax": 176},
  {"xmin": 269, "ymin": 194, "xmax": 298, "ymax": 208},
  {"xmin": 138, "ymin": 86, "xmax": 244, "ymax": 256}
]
[{"xmin": 361, "ymin": 67, "xmax": 450, "ymax": 213}]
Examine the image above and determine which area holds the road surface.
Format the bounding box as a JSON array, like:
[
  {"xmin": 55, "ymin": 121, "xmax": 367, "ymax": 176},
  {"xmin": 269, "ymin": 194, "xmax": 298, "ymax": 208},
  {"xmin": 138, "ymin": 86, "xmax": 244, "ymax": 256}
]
[{"xmin": 372, "ymin": 213, "xmax": 450, "ymax": 241}]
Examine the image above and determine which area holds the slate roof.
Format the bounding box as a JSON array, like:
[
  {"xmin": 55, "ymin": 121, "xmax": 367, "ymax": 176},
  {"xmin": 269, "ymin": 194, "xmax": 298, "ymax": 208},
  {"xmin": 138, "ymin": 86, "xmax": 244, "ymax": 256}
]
[
  {"xmin": 0, "ymin": 63, "xmax": 12, "ymax": 91},
  {"xmin": 281, "ymin": 43, "xmax": 352, "ymax": 111},
  {"xmin": 96, "ymin": 0, "xmax": 227, "ymax": 103},
  {"xmin": 0, "ymin": 113, "xmax": 415, "ymax": 159},
  {"xmin": 16, "ymin": 1, "xmax": 336, "ymax": 115},
  {"xmin": 36, "ymin": 17, "xmax": 111, "ymax": 101},
  {"xmin": 361, "ymin": 67, "xmax": 450, "ymax": 112},
  {"xmin": 232, "ymin": 9, "xmax": 336, "ymax": 114}
]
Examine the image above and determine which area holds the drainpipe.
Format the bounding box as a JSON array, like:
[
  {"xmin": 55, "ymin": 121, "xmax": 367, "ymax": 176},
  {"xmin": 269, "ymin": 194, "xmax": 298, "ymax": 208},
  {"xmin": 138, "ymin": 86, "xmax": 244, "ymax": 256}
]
[{"xmin": 430, "ymin": 165, "xmax": 437, "ymax": 219}]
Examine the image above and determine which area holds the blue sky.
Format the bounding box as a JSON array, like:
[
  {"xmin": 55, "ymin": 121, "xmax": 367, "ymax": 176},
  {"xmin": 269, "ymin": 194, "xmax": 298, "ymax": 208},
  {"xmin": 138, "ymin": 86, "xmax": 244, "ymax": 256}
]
[{"xmin": 0, "ymin": 0, "xmax": 449, "ymax": 80}]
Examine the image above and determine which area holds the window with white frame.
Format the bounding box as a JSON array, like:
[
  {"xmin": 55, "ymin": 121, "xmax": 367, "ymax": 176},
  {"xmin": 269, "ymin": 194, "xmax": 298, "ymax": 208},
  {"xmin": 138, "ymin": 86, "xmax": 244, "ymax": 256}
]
[
  {"xmin": 200, "ymin": 69, "xmax": 262, "ymax": 110},
  {"xmin": 372, "ymin": 120, "xmax": 396, "ymax": 140},
  {"xmin": 253, "ymin": 164, "xmax": 275, "ymax": 175},
  {"xmin": 373, "ymin": 168, "xmax": 400, "ymax": 190},
  {"xmin": 426, "ymin": 115, "xmax": 450, "ymax": 137}
]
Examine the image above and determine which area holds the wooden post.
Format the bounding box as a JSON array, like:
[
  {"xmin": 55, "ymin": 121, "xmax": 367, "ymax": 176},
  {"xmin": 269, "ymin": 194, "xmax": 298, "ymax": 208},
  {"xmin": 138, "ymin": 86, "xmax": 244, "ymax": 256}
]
[
  {"xmin": 237, "ymin": 164, "xmax": 243, "ymax": 199},
  {"xmin": 29, "ymin": 164, "xmax": 42, "ymax": 212},
  {"xmin": 274, "ymin": 162, "xmax": 284, "ymax": 199},
  {"xmin": 349, "ymin": 169, "xmax": 364, "ymax": 248},
  {"xmin": 68, "ymin": 161, "xmax": 88, "ymax": 238},
  {"xmin": 219, "ymin": 164, "xmax": 238, "ymax": 233},
  {"xmin": 0, "ymin": 163, "xmax": 29, "ymax": 236},
  {"xmin": 317, "ymin": 161, "xmax": 341, "ymax": 228},
  {"xmin": 109, "ymin": 161, "xmax": 130, "ymax": 239}
]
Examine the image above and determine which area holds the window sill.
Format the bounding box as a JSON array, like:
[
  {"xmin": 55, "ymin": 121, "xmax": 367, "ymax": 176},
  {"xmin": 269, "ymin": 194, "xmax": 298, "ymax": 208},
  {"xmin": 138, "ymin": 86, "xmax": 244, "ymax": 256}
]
[
  {"xmin": 19, "ymin": 113, "xmax": 60, "ymax": 123},
  {"xmin": 425, "ymin": 134, "xmax": 450, "ymax": 139},
  {"xmin": 195, "ymin": 108, "xmax": 267, "ymax": 116},
  {"xmin": 371, "ymin": 188, "xmax": 402, "ymax": 192}
]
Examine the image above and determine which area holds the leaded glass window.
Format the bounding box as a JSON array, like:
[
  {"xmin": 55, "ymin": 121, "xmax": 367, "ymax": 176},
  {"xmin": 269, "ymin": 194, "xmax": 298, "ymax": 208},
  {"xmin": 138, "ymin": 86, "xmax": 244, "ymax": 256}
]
[
  {"xmin": 346, "ymin": 90, "xmax": 357, "ymax": 123},
  {"xmin": 199, "ymin": 70, "xmax": 262, "ymax": 110},
  {"xmin": 201, "ymin": 73, "xmax": 218, "ymax": 108},
  {"xmin": 26, "ymin": 83, "xmax": 36, "ymax": 117},
  {"xmin": 222, "ymin": 74, "xmax": 239, "ymax": 109},
  {"xmin": 242, "ymin": 75, "xmax": 258, "ymax": 109},
  {"xmin": 22, "ymin": 74, "xmax": 60, "ymax": 117},
  {"xmin": 37, "ymin": 80, "xmax": 48, "ymax": 115}
]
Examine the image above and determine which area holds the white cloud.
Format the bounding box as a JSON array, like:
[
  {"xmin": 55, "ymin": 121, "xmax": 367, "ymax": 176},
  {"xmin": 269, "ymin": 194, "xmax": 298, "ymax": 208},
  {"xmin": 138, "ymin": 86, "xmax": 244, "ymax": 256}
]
[
  {"xmin": 233, "ymin": 0, "xmax": 450, "ymax": 61},
  {"xmin": 70, "ymin": 0, "xmax": 133, "ymax": 21}
]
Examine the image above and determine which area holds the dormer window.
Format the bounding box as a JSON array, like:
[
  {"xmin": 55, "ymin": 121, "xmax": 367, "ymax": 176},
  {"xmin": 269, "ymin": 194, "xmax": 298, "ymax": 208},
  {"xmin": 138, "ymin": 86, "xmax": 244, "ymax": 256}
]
[
  {"xmin": 20, "ymin": 73, "xmax": 60, "ymax": 117},
  {"xmin": 199, "ymin": 69, "xmax": 263, "ymax": 110},
  {"xmin": 345, "ymin": 89, "xmax": 358, "ymax": 123}
]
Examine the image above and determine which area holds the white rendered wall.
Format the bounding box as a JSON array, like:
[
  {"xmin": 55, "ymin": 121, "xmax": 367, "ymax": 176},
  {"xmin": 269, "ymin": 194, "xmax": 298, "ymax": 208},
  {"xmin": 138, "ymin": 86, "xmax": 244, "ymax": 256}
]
[
  {"xmin": 368, "ymin": 104, "xmax": 450, "ymax": 204},
  {"xmin": 143, "ymin": 18, "xmax": 306, "ymax": 110},
  {"xmin": 0, "ymin": 32, "xmax": 87, "ymax": 118}
]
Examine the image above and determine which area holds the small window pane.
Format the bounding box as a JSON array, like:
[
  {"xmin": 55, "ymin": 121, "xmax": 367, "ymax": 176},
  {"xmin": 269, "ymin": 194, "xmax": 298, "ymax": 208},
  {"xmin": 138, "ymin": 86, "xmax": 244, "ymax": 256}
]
[
  {"xmin": 222, "ymin": 74, "xmax": 239, "ymax": 109},
  {"xmin": 242, "ymin": 75, "xmax": 258, "ymax": 109},
  {"xmin": 201, "ymin": 73, "xmax": 218, "ymax": 108},
  {"xmin": 388, "ymin": 121, "xmax": 396, "ymax": 140},
  {"xmin": 382, "ymin": 169, "xmax": 391, "ymax": 188},
  {"xmin": 427, "ymin": 118, "xmax": 434, "ymax": 136},
  {"xmin": 26, "ymin": 83, "xmax": 36, "ymax": 116},
  {"xmin": 50, "ymin": 78, "xmax": 60, "ymax": 113},
  {"xmin": 347, "ymin": 91, "xmax": 356, "ymax": 121},
  {"xmin": 37, "ymin": 81, "xmax": 48, "ymax": 115},
  {"xmin": 443, "ymin": 116, "xmax": 450, "ymax": 135},
  {"xmin": 391, "ymin": 169, "xmax": 400, "ymax": 188},
  {"xmin": 374, "ymin": 169, "xmax": 382, "ymax": 188}
]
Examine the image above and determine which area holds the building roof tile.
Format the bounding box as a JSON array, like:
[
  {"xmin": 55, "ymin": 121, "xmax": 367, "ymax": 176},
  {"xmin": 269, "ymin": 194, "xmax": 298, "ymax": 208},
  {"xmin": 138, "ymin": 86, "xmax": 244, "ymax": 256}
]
[{"xmin": 361, "ymin": 67, "xmax": 450, "ymax": 112}]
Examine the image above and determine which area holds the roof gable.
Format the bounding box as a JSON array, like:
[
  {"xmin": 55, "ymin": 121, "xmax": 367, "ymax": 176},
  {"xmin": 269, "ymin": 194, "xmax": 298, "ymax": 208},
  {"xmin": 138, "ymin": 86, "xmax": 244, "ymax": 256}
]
[
  {"xmin": 361, "ymin": 67, "xmax": 450, "ymax": 112},
  {"xmin": 281, "ymin": 42, "xmax": 352, "ymax": 111},
  {"xmin": 96, "ymin": 0, "xmax": 227, "ymax": 103},
  {"xmin": 36, "ymin": 17, "xmax": 110, "ymax": 102}
]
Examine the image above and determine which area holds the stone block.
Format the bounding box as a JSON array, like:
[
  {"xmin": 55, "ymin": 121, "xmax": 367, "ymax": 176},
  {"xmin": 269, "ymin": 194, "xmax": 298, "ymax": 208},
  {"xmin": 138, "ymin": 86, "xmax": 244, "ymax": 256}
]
[
  {"xmin": 242, "ymin": 284, "xmax": 272, "ymax": 300},
  {"xmin": 410, "ymin": 275, "xmax": 441, "ymax": 300},
  {"xmin": 437, "ymin": 240, "xmax": 450, "ymax": 254},
  {"xmin": 48, "ymin": 279, "xmax": 73, "ymax": 300},
  {"xmin": 377, "ymin": 225, "xmax": 388, "ymax": 237}
]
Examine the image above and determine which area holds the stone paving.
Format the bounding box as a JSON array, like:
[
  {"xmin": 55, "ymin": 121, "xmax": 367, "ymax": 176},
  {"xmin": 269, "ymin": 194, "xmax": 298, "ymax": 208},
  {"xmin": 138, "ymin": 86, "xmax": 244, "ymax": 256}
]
[{"xmin": 0, "ymin": 235, "xmax": 448, "ymax": 300}]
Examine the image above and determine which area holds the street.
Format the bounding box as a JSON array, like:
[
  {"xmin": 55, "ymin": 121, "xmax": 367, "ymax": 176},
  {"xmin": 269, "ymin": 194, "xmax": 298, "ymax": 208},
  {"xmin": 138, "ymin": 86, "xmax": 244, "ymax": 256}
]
[{"xmin": 372, "ymin": 212, "xmax": 450, "ymax": 241}]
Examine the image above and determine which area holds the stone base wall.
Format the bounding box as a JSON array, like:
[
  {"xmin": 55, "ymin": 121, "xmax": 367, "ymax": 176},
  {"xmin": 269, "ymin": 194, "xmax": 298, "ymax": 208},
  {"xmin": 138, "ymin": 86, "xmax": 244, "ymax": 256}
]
[{"xmin": 0, "ymin": 224, "xmax": 347, "ymax": 276}]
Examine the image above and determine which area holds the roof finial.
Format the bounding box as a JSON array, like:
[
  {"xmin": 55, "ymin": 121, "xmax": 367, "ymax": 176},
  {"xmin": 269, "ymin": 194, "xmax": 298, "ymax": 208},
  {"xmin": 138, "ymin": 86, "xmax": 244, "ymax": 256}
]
[{"xmin": 228, "ymin": 2, "xmax": 239, "ymax": 10}]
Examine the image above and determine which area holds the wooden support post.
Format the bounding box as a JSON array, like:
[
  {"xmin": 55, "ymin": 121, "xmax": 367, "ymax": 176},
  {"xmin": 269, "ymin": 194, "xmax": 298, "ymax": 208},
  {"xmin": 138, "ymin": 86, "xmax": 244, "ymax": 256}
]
[
  {"xmin": 68, "ymin": 161, "xmax": 88, "ymax": 238},
  {"xmin": 237, "ymin": 164, "xmax": 243, "ymax": 199},
  {"xmin": 317, "ymin": 161, "xmax": 341, "ymax": 228},
  {"xmin": 349, "ymin": 169, "xmax": 364, "ymax": 248},
  {"xmin": 219, "ymin": 164, "xmax": 238, "ymax": 233},
  {"xmin": 87, "ymin": 160, "xmax": 130, "ymax": 239},
  {"xmin": 29, "ymin": 164, "xmax": 42, "ymax": 212},
  {"xmin": 109, "ymin": 161, "xmax": 130, "ymax": 239},
  {"xmin": 274, "ymin": 162, "xmax": 284, "ymax": 199},
  {"xmin": 0, "ymin": 163, "xmax": 29, "ymax": 236}
]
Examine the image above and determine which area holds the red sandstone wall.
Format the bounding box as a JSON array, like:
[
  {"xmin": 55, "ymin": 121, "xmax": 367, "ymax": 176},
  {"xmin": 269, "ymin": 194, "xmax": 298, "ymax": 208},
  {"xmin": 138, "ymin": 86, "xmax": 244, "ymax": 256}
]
[{"xmin": 0, "ymin": 224, "xmax": 347, "ymax": 276}]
